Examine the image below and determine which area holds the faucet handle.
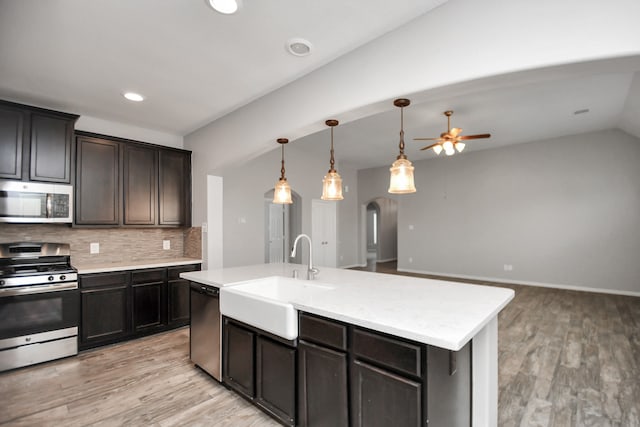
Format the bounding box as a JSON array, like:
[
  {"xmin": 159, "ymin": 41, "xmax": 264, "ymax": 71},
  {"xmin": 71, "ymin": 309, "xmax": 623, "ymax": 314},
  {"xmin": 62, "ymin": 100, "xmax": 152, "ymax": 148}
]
[{"xmin": 308, "ymin": 267, "xmax": 319, "ymax": 280}]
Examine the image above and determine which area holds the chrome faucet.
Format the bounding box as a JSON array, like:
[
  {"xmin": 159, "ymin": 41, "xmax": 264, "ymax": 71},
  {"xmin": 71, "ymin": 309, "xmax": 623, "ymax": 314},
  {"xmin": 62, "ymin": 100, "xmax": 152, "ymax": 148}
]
[{"xmin": 291, "ymin": 234, "xmax": 318, "ymax": 280}]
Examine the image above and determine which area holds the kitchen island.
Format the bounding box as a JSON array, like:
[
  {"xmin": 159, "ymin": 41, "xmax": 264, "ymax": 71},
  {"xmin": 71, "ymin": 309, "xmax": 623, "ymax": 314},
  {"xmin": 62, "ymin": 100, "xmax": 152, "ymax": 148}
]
[{"xmin": 182, "ymin": 263, "xmax": 514, "ymax": 427}]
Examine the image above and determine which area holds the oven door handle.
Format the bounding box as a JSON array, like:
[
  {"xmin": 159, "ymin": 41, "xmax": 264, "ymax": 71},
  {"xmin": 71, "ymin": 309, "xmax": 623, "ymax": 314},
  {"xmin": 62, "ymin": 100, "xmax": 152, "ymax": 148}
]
[{"xmin": 0, "ymin": 282, "xmax": 78, "ymax": 297}]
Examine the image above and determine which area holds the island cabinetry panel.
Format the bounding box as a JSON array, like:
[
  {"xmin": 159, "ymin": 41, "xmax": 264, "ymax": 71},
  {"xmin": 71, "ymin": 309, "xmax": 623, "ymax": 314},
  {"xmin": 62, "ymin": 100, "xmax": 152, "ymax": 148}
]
[
  {"xmin": 74, "ymin": 131, "xmax": 191, "ymax": 227},
  {"xmin": 79, "ymin": 263, "xmax": 200, "ymax": 350},
  {"xmin": 131, "ymin": 268, "xmax": 166, "ymax": 333},
  {"xmin": 223, "ymin": 318, "xmax": 297, "ymax": 426},
  {"xmin": 168, "ymin": 265, "xmax": 198, "ymax": 327},
  {"xmin": 298, "ymin": 312, "xmax": 349, "ymax": 427},
  {"xmin": 75, "ymin": 135, "xmax": 120, "ymax": 225},
  {"xmin": 79, "ymin": 271, "xmax": 130, "ymax": 349},
  {"xmin": 0, "ymin": 100, "xmax": 77, "ymax": 182},
  {"xmin": 123, "ymin": 144, "xmax": 157, "ymax": 225},
  {"xmin": 223, "ymin": 319, "xmax": 256, "ymax": 399}
]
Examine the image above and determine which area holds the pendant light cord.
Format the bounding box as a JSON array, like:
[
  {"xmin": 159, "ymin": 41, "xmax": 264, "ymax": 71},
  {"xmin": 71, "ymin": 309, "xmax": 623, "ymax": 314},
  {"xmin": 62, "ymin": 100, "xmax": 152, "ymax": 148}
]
[
  {"xmin": 329, "ymin": 126, "xmax": 336, "ymax": 172},
  {"xmin": 397, "ymin": 106, "xmax": 406, "ymax": 160},
  {"xmin": 280, "ymin": 144, "xmax": 286, "ymax": 180}
]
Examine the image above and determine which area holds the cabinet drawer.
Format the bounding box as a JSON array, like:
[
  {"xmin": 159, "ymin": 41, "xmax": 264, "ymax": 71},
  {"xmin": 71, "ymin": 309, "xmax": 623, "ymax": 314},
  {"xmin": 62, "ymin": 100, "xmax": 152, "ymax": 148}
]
[
  {"xmin": 299, "ymin": 312, "xmax": 347, "ymax": 351},
  {"xmin": 168, "ymin": 264, "xmax": 199, "ymax": 280},
  {"xmin": 353, "ymin": 328, "xmax": 422, "ymax": 378},
  {"xmin": 80, "ymin": 272, "xmax": 129, "ymax": 289},
  {"xmin": 131, "ymin": 268, "xmax": 166, "ymax": 284}
]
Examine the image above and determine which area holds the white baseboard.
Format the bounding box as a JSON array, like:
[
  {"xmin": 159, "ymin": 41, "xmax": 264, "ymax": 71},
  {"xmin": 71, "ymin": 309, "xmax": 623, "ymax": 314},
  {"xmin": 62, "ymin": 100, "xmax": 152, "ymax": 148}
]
[
  {"xmin": 340, "ymin": 263, "xmax": 367, "ymax": 269},
  {"xmin": 377, "ymin": 258, "xmax": 397, "ymax": 263},
  {"xmin": 397, "ymin": 267, "xmax": 640, "ymax": 298}
]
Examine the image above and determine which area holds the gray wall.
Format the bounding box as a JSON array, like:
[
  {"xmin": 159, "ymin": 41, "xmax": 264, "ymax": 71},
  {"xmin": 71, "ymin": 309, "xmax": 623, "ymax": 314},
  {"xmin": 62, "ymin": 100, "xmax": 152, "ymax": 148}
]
[
  {"xmin": 358, "ymin": 129, "xmax": 640, "ymax": 294},
  {"xmin": 214, "ymin": 140, "xmax": 359, "ymax": 268}
]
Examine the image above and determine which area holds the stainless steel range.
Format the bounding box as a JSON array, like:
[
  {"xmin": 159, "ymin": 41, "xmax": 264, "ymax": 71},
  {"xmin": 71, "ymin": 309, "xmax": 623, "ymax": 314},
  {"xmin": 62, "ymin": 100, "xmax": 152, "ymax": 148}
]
[{"xmin": 0, "ymin": 242, "xmax": 79, "ymax": 372}]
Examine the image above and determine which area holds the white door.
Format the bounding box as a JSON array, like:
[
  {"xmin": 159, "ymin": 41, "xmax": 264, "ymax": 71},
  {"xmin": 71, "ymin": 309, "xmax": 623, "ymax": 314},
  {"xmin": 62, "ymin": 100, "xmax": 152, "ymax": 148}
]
[
  {"xmin": 267, "ymin": 202, "xmax": 286, "ymax": 263},
  {"xmin": 312, "ymin": 199, "xmax": 337, "ymax": 267}
]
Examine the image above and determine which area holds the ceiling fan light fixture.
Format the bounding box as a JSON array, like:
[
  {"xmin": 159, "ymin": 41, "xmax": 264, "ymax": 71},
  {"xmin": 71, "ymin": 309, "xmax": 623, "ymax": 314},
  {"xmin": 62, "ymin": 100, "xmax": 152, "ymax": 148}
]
[
  {"xmin": 388, "ymin": 98, "xmax": 416, "ymax": 194},
  {"xmin": 207, "ymin": 0, "xmax": 241, "ymax": 14},
  {"xmin": 273, "ymin": 138, "xmax": 293, "ymax": 204},
  {"xmin": 432, "ymin": 145, "xmax": 443, "ymax": 155},
  {"xmin": 455, "ymin": 142, "xmax": 465, "ymax": 152},
  {"xmin": 321, "ymin": 119, "xmax": 344, "ymax": 201}
]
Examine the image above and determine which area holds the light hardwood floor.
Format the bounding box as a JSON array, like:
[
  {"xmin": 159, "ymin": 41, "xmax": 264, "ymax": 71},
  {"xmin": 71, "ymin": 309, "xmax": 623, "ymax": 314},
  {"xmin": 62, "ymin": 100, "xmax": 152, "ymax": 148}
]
[{"xmin": 1, "ymin": 265, "xmax": 639, "ymax": 426}]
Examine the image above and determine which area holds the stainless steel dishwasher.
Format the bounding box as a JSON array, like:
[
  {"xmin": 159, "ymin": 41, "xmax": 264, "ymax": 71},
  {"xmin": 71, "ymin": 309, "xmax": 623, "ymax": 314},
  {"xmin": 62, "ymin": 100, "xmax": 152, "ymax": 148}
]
[{"xmin": 189, "ymin": 282, "xmax": 221, "ymax": 381}]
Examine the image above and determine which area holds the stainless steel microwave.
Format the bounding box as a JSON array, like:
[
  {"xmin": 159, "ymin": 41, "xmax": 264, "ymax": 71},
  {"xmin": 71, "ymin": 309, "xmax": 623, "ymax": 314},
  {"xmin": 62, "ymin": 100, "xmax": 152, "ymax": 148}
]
[{"xmin": 0, "ymin": 180, "xmax": 73, "ymax": 223}]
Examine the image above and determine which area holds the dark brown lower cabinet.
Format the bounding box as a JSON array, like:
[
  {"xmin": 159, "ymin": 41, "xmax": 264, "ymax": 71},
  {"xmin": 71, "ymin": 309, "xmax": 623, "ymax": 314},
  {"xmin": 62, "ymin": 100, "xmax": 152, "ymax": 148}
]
[
  {"xmin": 351, "ymin": 360, "xmax": 422, "ymax": 427},
  {"xmin": 256, "ymin": 336, "xmax": 296, "ymax": 426},
  {"xmin": 223, "ymin": 320, "xmax": 255, "ymax": 399},
  {"xmin": 79, "ymin": 263, "xmax": 200, "ymax": 350},
  {"xmin": 298, "ymin": 341, "xmax": 349, "ymax": 427},
  {"xmin": 223, "ymin": 318, "xmax": 297, "ymax": 426}
]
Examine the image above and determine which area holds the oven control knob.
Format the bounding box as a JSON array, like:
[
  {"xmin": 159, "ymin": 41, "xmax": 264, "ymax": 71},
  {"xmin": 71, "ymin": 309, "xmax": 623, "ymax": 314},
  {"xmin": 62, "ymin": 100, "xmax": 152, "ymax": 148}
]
[
  {"xmin": 60, "ymin": 275, "xmax": 66, "ymax": 281},
  {"xmin": 0, "ymin": 280, "xmax": 4, "ymax": 286},
  {"xmin": 48, "ymin": 275, "xmax": 54, "ymax": 281}
]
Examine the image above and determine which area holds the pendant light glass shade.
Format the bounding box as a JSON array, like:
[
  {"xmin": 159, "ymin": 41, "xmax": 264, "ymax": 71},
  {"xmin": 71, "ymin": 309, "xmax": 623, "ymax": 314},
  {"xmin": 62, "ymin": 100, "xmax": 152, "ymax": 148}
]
[
  {"xmin": 388, "ymin": 99, "xmax": 416, "ymax": 194},
  {"xmin": 273, "ymin": 138, "xmax": 293, "ymax": 204},
  {"xmin": 388, "ymin": 158, "xmax": 416, "ymax": 194},
  {"xmin": 273, "ymin": 178, "xmax": 293, "ymax": 204},
  {"xmin": 321, "ymin": 119, "xmax": 344, "ymax": 201},
  {"xmin": 321, "ymin": 171, "xmax": 343, "ymax": 200}
]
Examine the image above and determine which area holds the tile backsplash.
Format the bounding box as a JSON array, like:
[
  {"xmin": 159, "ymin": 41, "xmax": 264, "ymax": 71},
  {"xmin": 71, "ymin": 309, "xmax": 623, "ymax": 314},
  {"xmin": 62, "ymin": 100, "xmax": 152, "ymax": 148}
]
[{"xmin": 0, "ymin": 224, "xmax": 202, "ymax": 265}]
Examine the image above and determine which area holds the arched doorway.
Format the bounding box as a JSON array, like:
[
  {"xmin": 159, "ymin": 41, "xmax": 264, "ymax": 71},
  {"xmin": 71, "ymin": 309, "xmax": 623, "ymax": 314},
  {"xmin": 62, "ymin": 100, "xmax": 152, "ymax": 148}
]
[
  {"xmin": 263, "ymin": 189, "xmax": 302, "ymax": 263},
  {"xmin": 362, "ymin": 197, "xmax": 398, "ymax": 270}
]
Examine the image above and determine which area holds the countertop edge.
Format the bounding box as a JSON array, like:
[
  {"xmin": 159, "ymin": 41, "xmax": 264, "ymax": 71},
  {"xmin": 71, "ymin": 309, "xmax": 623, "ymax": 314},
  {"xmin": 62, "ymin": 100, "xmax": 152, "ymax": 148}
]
[{"xmin": 76, "ymin": 258, "xmax": 202, "ymax": 274}]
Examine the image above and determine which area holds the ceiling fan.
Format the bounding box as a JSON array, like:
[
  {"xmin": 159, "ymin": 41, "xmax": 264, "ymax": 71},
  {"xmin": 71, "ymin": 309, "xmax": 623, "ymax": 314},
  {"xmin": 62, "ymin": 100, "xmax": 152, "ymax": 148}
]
[{"xmin": 414, "ymin": 110, "xmax": 491, "ymax": 156}]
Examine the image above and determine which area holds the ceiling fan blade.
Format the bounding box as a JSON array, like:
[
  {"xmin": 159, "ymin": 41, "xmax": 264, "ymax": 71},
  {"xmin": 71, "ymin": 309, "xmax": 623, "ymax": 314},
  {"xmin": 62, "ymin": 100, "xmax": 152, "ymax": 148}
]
[
  {"xmin": 458, "ymin": 133, "xmax": 491, "ymax": 140},
  {"xmin": 420, "ymin": 143, "xmax": 441, "ymax": 151},
  {"xmin": 413, "ymin": 137, "xmax": 441, "ymax": 141},
  {"xmin": 450, "ymin": 127, "xmax": 462, "ymax": 137}
]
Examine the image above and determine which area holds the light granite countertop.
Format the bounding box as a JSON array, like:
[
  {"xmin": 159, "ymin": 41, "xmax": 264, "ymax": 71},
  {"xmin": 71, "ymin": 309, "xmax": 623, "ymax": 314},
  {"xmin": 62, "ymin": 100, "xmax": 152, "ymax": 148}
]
[
  {"xmin": 181, "ymin": 263, "xmax": 514, "ymax": 351},
  {"xmin": 75, "ymin": 257, "xmax": 202, "ymax": 274}
]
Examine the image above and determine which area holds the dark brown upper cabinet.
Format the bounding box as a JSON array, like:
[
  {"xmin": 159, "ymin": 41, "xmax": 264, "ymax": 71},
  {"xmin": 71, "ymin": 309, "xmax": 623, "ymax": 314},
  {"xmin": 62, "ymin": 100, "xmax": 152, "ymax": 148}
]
[
  {"xmin": 74, "ymin": 131, "xmax": 191, "ymax": 227},
  {"xmin": 124, "ymin": 144, "xmax": 157, "ymax": 225},
  {"xmin": 159, "ymin": 150, "xmax": 190, "ymax": 226},
  {"xmin": 75, "ymin": 135, "xmax": 120, "ymax": 225},
  {"xmin": 0, "ymin": 100, "xmax": 78, "ymax": 183}
]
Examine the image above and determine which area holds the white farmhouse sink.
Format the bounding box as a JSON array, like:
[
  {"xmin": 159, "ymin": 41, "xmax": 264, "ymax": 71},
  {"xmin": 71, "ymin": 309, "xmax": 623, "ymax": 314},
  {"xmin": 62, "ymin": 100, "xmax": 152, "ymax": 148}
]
[{"xmin": 220, "ymin": 276, "xmax": 335, "ymax": 340}]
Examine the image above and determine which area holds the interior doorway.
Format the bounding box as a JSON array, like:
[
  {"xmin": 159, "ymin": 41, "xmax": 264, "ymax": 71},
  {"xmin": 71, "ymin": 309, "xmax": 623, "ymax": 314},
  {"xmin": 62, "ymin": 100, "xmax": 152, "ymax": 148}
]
[
  {"xmin": 362, "ymin": 197, "xmax": 398, "ymax": 270},
  {"xmin": 366, "ymin": 201, "xmax": 380, "ymax": 266},
  {"xmin": 264, "ymin": 190, "xmax": 302, "ymax": 264}
]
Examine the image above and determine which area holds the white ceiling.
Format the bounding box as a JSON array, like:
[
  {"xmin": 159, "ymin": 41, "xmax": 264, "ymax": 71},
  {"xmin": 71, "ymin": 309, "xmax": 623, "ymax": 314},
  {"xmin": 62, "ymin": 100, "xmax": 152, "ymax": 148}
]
[
  {"xmin": 1, "ymin": 0, "xmax": 639, "ymax": 171},
  {"xmin": 0, "ymin": 0, "xmax": 446, "ymax": 135}
]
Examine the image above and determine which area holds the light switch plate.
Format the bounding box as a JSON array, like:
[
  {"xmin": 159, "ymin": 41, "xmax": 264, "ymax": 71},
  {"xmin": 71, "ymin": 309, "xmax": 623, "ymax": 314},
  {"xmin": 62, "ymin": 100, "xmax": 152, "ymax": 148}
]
[
  {"xmin": 163, "ymin": 240, "xmax": 170, "ymax": 250},
  {"xmin": 90, "ymin": 243, "xmax": 99, "ymax": 254}
]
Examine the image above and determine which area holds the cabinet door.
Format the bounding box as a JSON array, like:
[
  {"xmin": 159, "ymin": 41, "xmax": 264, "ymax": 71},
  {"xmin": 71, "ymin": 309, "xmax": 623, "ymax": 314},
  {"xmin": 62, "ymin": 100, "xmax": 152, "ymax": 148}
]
[
  {"xmin": 0, "ymin": 105, "xmax": 24, "ymax": 179},
  {"xmin": 168, "ymin": 279, "xmax": 190, "ymax": 327},
  {"xmin": 256, "ymin": 336, "xmax": 296, "ymax": 426},
  {"xmin": 30, "ymin": 113, "xmax": 74, "ymax": 183},
  {"xmin": 351, "ymin": 360, "xmax": 422, "ymax": 427},
  {"xmin": 123, "ymin": 144, "xmax": 156, "ymax": 225},
  {"xmin": 75, "ymin": 136, "xmax": 120, "ymax": 225},
  {"xmin": 298, "ymin": 340, "xmax": 349, "ymax": 427},
  {"xmin": 223, "ymin": 320, "xmax": 255, "ymax": 399},
  {"xmin": 80, "ymin": 286, "xmax": 129, "ymax": 349},
  {"xmin": 132, "ymin": 281, "xmax": 164, "ymax": 332},
  {"xmin": 158, "ymin": 150, "xmax": 189, "ymax": 226}
]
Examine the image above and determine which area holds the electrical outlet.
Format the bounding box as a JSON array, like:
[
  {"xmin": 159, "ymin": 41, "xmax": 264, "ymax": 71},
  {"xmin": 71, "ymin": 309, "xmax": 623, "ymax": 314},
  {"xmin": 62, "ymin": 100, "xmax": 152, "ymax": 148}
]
[
  {"xmin": 503, "ymin": 264, "xmax": 513, "ymax": 271},
  {"xmin": 163, "ymin": 240, "xmax": 170, "ymax": 250},
  {"xmin": 408, "ymin": 224, "xmax": 414, "ymax": 230},
  {"xmin": 90, "ymin": 243, "xmax": 100, "ymax": 254},
  {"xmin": 409, "ymin": 257, "xmax": 413, "ymax": 264},
  {"xmin": 202, "ymin": 222, "xmax": 208, "ymax": 232}
]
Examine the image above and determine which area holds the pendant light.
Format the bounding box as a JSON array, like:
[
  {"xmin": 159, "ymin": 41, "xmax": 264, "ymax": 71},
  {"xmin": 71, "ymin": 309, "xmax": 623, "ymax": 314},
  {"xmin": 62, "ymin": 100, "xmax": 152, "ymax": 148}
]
[
  {"xmin": 388, "ymin": 98, "xmax": 416, "ymax": 194},
  {"xmin": 273, "ymin": 138, "xmax": 293, "ymax": 204},
  {"xmin": 321, "ymin": 119, "xmax": 344, "ymax": 201}
]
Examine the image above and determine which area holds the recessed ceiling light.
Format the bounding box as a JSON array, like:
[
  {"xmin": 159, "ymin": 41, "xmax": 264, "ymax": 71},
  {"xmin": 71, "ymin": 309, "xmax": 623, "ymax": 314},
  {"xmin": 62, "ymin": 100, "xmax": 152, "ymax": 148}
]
[
  {"xmin": 286, "ymin": 38, "xmax": 313, "ymax": 57},
  {"xmin": 574, "ymin": 108, "xmax": 590, "ymax": 115},
  {"xmin": 123, "ymin": 92, "xmax": 145, "ymax": 102},
  {"xmin": 206, "ymin": 0, "xmax": 241, "ymax": 14}
]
